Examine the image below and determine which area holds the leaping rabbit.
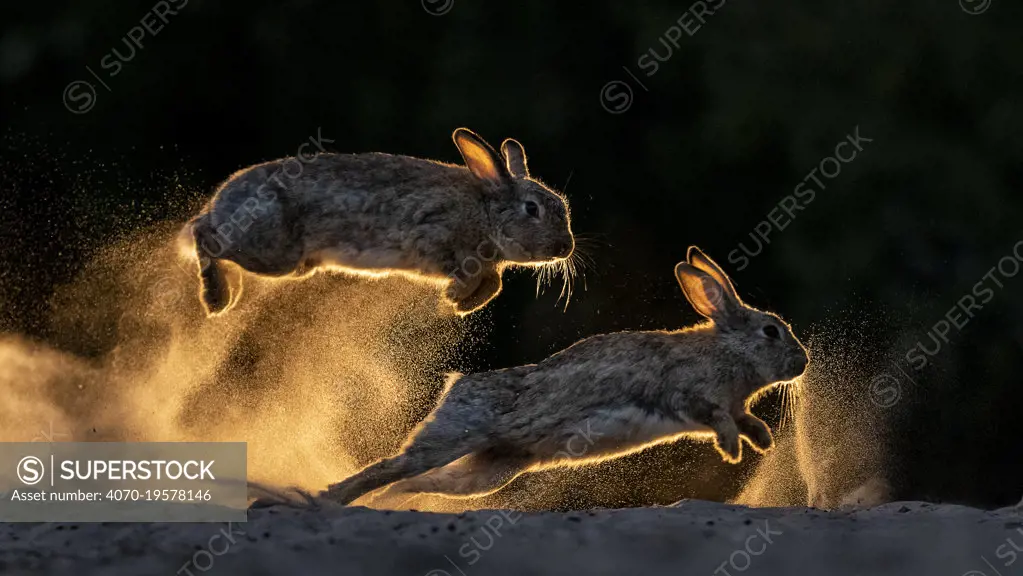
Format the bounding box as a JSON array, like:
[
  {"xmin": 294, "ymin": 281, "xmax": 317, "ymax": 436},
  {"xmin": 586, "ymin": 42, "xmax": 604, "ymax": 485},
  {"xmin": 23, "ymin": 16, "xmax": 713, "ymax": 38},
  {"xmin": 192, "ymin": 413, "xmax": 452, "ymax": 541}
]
[
  {"xmin": 324, "ymin": 247, "xmax": 809, "ymax": 505},
  {"xmin": 180, "ymin": 128, "xmax": 575, "ymax": 316}
]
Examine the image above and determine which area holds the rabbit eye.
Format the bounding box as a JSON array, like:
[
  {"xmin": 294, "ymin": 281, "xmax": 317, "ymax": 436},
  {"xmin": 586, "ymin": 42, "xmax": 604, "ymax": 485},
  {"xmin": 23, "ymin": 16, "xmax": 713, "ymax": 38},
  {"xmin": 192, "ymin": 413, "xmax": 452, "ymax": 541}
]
[
  {"xmin": 762, "ymin": 325, "xmax": 780, "ymax": 339},
  {"xmin": 524, "ymin": 200, "xmax": 540, "ymax": 218}
]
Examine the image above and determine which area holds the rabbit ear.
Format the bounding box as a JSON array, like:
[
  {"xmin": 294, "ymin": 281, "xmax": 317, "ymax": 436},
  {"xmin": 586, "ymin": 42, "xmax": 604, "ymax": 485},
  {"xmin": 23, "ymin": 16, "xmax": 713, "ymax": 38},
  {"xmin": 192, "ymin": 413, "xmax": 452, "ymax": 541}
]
[
  {"xmin": 675, "ymin": 262, "xmax": 739, "ymax": 320},
  {"xmin": 687, "ymin": 246, "xmax": 742, "ymax": 305},
  {"xmin": 452, "ymin": 128, "xmax": 508, "ymax": 184},
  {"xmin": 500, "ymin": 138, "xmax": 529, "ymax": 178}
]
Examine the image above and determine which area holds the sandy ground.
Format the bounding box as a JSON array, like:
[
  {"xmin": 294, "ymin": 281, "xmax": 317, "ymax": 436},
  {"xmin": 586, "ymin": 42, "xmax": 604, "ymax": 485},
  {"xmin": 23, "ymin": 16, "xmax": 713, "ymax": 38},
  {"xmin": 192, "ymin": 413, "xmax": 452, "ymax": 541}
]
[{"xmin": 2, "ymin": 499, "xmax": 1021, "ymax": 575}]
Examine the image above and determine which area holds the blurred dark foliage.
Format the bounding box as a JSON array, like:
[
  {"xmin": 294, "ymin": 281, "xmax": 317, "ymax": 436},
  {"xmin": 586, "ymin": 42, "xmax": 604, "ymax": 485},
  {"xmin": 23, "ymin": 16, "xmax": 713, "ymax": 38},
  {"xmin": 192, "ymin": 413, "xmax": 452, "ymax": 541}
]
[{"xmin": 1, "ymin": 0, "xmax": 1022, "ymax": 507}]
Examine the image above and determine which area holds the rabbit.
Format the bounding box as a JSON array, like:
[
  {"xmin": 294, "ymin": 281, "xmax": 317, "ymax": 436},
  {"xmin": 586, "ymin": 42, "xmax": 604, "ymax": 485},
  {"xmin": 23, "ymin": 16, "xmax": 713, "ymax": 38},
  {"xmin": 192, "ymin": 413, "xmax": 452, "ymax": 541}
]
[
  {"xmin": 323, "ymin": 247, "xmax": 810, "ymax": 505},
  {"xmin": 179, "ymin": 128, "xmax": 575, "ymax": 316}
]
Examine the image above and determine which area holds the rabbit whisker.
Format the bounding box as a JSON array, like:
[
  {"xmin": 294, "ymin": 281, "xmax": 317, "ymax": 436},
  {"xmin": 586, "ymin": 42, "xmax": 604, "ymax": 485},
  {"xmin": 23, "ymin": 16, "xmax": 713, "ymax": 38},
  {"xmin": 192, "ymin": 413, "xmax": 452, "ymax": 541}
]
[
  {"xmin": 787, "ymin": 377, "xmax": 802, "ymax": 428},
  {"xmin": 776, "ymin": 377, "xmax": 802, "ymax": 430},
  {"xmin": 779, "ymin": 380, "xmax": 791, "ymax": 429},
  {"xmin": 530, "ymin": 250, "xmax": 585, "ymax": 311}
]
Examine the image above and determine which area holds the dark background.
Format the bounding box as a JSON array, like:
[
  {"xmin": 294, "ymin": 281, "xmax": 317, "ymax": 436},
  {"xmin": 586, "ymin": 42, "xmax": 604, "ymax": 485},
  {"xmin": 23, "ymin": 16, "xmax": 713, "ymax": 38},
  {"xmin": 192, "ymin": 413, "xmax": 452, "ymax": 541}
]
[{"xmin": 2, "ymin": 1, "xmax": 1022, "ymax": 508}]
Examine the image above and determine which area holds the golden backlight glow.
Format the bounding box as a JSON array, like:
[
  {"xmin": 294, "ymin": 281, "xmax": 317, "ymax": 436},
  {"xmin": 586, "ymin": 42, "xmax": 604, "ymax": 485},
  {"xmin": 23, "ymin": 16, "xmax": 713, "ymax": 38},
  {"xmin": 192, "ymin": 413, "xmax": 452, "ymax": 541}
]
[
  {"xmin": 0, "ymin": 224, "xmax": 473, "ymax": 496},
  {"xmin": 0, "ymin": 224, "xmax": 887, "ymax": 513},
  {"xmin": 736, "ymin": 329, "xmax": 892, "ymax": 509}
]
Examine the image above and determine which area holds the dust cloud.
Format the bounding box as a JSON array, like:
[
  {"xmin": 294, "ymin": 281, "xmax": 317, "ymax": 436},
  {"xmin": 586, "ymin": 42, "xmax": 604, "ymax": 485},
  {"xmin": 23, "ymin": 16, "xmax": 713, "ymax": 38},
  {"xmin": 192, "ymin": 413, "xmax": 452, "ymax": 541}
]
[
  {"xmin": 0, "ymin": 223, "xmax": 893, "ymax": 511},
  {"xmin": 0, "ymin": 223, "xmax": 477, "ymax": 493},
  {"xmin": 737, "ymin": 313, "xmax": 896, "ymax": 508}
]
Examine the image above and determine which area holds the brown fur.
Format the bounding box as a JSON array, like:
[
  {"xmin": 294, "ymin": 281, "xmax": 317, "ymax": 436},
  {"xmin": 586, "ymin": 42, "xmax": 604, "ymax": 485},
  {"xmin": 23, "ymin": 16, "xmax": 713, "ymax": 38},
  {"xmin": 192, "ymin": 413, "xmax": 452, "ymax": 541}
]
[
  {"xmin": 324, "ymin": 247, "xmax": 810, "ymax": 504},
  {"xmin": 182, "ymin": 128, "xmax": 574, "ymax": 316}
]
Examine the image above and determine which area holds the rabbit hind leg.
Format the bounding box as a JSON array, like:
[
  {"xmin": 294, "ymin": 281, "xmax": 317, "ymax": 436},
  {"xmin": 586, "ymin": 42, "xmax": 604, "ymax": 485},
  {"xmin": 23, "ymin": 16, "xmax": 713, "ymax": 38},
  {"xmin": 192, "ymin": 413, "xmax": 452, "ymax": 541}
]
[
  {"xmin": 383, "ymin": 450, "xmax": 529, "ymax": 499},
  {"xmin": 323, "ymin": 449, "xmax": 461, "ymax": 505},
  {"xmin": 325, "ymin": 416, "xmax": 486, "ymax": 505}
]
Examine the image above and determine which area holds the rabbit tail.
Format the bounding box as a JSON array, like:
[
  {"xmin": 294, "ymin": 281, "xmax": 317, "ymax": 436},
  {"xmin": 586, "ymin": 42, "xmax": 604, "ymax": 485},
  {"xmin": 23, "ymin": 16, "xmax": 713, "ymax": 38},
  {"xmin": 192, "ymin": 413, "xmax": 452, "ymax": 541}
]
[{"xmin": 185, "ymin": 214, "xmax": 237, "ymax": 316}]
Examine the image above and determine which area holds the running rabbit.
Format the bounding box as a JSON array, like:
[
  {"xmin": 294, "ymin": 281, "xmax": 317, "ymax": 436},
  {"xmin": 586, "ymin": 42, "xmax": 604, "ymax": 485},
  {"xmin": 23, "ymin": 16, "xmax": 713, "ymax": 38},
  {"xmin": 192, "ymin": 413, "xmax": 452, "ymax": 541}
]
[
  {"xmin": 180, "ymin": 128, "xmax": 575, "ymax": 316},
  {"xmin": 324, "ymin": 247, "xmax": 809, "ymax": 504}
]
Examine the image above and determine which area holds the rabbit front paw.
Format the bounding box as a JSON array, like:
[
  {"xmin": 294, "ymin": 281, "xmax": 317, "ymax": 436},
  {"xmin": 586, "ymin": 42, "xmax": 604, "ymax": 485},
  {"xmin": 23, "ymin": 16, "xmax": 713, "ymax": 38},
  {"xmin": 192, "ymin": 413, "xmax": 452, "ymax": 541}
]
[
  {"xmin": 714, "ymin": 433, "xmax": 742, "ymax": 464},
  {"xmin": 736, "ymin": 413, "xmax": 774, "ymax": 453},
  {"xmin": 445, "ymin": 274, "xmax": 480, "ymax": 304},
  {"xmin": 706, "ymin": 409, "xmax": 742, "ymax": 464},
  {"xmin": 448, "ymin": 270, "xmax": 502, "ymax": 315}
]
